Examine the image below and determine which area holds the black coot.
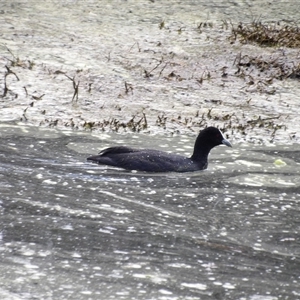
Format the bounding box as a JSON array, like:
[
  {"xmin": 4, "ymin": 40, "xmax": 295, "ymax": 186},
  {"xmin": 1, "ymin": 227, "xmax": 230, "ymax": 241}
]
[{"xmin": 87, "ymin": 126, "xmax": 232, "ymax": 172}]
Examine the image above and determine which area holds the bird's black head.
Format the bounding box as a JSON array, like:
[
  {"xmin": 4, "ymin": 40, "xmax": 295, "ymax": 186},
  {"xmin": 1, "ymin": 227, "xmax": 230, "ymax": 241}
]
[
  {"xmin": 191, "ymin": 126, "xmax": 232, "ymax": 161},
  {"xmin": 200, "ymin": 126, "xmax": 231, "ymax": 147}
]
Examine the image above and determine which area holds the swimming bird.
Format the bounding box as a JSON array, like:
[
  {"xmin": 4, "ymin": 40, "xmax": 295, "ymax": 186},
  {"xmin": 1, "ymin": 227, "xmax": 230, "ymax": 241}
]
[{"xmin": 87, "ymin": 126, "xmax": 232, "ymax": 172}]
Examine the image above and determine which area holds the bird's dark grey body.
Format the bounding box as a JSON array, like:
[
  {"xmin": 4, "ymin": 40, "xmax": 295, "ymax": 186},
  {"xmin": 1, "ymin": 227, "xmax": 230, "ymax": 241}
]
[
  {"xmin": 90, "ymin": 147, "xmax": 207, "ymax": 172},
  {"xmin": 87, "ymin": 127, "xmax": 232, "ymax": 172}
]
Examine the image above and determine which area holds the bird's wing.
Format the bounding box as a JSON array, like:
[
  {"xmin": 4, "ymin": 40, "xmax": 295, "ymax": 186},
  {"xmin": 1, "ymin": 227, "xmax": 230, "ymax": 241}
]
[{"xmin": 99, "ymin": 146, "xmax": 140, "ymax": 155}]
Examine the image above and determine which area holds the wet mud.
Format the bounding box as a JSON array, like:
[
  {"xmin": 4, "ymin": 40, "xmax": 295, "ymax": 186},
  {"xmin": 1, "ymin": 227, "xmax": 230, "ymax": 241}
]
[{"xmin": 1, "ymin": 1, "xmax": 300, "ymax": 144}]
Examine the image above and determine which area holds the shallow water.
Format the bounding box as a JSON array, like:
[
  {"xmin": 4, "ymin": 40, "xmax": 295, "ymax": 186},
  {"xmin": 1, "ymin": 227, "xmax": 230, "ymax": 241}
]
[{"xmin": 0, "ymin": 123, "xmax": 299, "ymax": 299}]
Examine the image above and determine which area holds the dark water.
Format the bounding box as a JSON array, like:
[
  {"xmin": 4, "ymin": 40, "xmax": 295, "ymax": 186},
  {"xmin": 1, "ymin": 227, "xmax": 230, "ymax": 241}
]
[{"xmin": 0, "ymin": 123, "xmax": 299, "ymax": 299}]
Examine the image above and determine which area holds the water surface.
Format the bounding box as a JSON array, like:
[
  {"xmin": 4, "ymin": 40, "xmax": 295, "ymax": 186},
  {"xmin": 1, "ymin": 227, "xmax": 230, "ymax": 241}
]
[{"xmin": 0, "ymin": 123, "xmax": 299, "ymax": 299}]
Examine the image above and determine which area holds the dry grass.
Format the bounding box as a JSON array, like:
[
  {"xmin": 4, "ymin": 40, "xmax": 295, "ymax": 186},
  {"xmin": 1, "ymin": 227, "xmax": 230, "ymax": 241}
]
[{"xmin": 231, "ymin": 21, "xmax": 300, "ymax": 48}]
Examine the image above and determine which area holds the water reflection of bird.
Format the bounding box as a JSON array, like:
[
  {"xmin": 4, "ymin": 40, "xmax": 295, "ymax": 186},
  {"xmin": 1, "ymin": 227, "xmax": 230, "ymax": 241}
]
[{"xmin": 87, "ymin": 126, "xmax": 232, "ymax": 172}]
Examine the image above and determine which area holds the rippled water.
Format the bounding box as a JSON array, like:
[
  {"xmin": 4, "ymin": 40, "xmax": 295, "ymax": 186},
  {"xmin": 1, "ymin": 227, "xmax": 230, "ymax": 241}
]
[{"xmin": 0, "ymin": 123, "xmax": 299, "ymax": 299}]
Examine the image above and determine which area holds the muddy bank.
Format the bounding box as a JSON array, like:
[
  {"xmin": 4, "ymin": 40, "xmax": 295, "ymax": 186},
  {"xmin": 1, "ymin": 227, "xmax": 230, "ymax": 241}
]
[{"xmin": 1, "ymin": 0, "xmax": 300, "ymax": 144}]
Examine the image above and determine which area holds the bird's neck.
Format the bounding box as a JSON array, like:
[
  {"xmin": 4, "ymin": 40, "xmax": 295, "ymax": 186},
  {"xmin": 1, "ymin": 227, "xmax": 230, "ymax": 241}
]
[{"xmin": 190, "ymin": 141, "xmax": 211, "ymax": 162}]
